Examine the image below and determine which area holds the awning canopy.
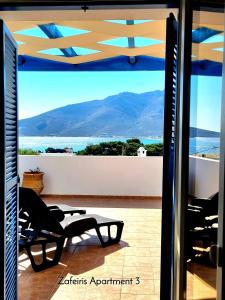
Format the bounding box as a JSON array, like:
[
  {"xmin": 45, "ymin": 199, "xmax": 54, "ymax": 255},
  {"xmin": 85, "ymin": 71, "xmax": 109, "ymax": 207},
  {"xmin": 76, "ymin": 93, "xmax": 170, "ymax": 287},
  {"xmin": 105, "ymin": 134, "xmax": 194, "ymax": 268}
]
[{"xmin": 0, "ymin": 8, "xmax": 223, "ymax": 75}]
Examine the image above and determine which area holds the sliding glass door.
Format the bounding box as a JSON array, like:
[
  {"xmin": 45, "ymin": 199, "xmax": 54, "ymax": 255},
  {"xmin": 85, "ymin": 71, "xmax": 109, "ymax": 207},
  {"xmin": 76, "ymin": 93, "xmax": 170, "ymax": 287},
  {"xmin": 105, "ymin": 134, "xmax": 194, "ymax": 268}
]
[{"xmin": 187, "ymin": 2, "xmax": 224, "ymax": 300}]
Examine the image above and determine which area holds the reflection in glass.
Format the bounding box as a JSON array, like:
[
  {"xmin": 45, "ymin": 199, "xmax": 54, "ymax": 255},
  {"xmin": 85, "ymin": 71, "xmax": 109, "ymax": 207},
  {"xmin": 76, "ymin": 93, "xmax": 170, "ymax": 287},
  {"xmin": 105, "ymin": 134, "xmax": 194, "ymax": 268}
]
[{"xmin": 187, "ymin": 7, "xmax": 224, "ymax": 300}]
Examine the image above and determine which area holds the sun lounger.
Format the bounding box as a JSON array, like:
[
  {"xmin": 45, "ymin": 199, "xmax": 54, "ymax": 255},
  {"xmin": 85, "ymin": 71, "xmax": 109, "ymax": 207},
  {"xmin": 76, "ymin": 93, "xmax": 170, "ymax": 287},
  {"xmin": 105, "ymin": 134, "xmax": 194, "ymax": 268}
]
[{"xmin": 19, "ymin": 187, "xmax": 124, "ymax": 271}]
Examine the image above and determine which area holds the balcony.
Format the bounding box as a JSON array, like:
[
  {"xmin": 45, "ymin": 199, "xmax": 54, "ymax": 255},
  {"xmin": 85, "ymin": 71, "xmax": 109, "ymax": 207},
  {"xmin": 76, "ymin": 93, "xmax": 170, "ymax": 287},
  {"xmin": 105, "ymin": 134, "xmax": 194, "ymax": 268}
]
[{"xmin": 18, "ymin": 155, "xmax": 219, "ymax": 299}]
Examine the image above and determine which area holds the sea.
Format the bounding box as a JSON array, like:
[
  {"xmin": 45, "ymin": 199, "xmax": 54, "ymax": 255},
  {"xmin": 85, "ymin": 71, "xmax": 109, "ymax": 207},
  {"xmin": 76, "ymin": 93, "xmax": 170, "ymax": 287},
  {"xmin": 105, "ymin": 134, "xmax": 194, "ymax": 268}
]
[{"xmin": 19, "ymin": 136, "xmax": 220, "ymax": 155}]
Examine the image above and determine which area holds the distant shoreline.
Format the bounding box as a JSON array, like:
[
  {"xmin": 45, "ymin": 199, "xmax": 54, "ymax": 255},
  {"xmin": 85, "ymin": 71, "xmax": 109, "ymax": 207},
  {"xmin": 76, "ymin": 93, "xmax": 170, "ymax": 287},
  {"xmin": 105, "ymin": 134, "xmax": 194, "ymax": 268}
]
[{"xmin": 19, "ymin": 136, "xmax": 220, "ymax": 155}]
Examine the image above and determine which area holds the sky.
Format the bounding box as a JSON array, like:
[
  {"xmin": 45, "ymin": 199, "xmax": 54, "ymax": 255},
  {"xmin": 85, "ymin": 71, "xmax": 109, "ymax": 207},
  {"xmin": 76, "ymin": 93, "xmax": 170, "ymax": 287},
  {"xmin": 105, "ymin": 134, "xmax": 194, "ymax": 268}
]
[
  {"xmin": 190, "ymin": 75, "xmax": 222, "ymax": 132},
  {"xmin": 18, "ymin": 71, "xmax": 222, "ymax": 132},
  {"xmin": 18, "ymin": 70, "xmax": 165, "ymax": 118}
]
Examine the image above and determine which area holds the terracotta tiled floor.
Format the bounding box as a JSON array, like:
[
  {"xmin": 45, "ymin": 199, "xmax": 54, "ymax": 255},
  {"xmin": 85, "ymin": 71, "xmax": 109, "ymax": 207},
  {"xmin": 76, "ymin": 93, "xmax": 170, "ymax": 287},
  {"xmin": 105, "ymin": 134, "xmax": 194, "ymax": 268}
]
[
  {"xmin": 19, "ymin": 197, "xmax": 217, "ymax": 300},
  {"xmin": 19, "ymin": 198, "xmax": 162, "ymax": 300}
]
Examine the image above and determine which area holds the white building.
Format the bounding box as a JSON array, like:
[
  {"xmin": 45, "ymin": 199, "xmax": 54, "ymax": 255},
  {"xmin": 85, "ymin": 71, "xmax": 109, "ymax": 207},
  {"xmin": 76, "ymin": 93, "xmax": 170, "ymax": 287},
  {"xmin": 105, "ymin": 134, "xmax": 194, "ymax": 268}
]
[{"xmin": 137, "ymin": 147, "xmax": 147, "ymax": 157}]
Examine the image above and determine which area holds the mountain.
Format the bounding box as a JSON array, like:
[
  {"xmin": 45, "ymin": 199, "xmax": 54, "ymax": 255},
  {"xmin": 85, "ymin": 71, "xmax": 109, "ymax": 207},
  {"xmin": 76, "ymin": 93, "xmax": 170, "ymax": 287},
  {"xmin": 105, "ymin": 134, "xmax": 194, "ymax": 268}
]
[
  {"xmin": 189, "ymin": 127, "xmax": 220, "ymax": 138},
  {"xmin": 19, "ymin": 90, "xmax": 220, "ymax": 138},
  {"xmin": 19, "ymin": 90, "xmax": 164, "ymax": 137}
]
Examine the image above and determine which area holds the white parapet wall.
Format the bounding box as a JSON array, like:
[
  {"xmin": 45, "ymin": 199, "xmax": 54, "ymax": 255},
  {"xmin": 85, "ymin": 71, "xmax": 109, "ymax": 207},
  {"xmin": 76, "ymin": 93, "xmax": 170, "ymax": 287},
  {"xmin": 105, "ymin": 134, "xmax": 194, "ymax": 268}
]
[
  {"xmin": 19, "ymin": 155, "xmax": 219, "ymax": 198},
  {"xmin": 19, "ymin": 155, "xmax": 163, "ymax": 197},
  {"xmin": 189, "ymin": 156, "xmax": 219, "ymax": 198}
]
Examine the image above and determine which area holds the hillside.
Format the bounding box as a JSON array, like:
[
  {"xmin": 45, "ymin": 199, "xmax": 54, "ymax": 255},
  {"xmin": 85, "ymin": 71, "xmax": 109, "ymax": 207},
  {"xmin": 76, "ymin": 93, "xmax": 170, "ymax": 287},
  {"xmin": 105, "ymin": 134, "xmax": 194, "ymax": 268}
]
[
  {"xmin": 189, "ymin": 127, "xmax": 220, "ymax": 138},
  {"xmin": 19, "ymin": 90, "xmax": 164, "ymax": 136},
  {"xmin": 19, "ymin": 90, "xmax": 220, "ymax": 138}
]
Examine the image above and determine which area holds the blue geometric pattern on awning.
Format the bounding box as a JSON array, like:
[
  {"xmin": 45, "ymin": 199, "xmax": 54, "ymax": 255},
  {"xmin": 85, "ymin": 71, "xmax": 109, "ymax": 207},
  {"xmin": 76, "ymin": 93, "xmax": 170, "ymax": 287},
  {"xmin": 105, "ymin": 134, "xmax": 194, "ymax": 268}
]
[
  {"xmin": 202, "ymin": 34, "xmax": 224, "ymax": 43},
  {"xmin": 191, "ymin": 59, "xmax": 222, "ymax": 76},
  {"xmin": 192, "ymin": 27, "xmax": 223, "ymax": 43},
  {"xmin": 55, "ymin": 25, "xmax": 90, "ymax": 37},
  {"xmin": 18, "ymin": 55, "xmax": 165, "ymax": 71},
  {"xmin": 99, "ymin": 37, "xmax": 162, "ymax": 48},
  {"xmin": 38, "ymin": 23, "xmax": 77, "ymax": 57},
  {"xmin": 105, "ymin": 20, "xmax": 152, "ymax": 25},
  {"xmin": 15, "ymin": 26, "xmax": 48, "ymax": 38},
  {"xmin": 18, "ymin": 54, "xmax": 222, "ymax": 76}
]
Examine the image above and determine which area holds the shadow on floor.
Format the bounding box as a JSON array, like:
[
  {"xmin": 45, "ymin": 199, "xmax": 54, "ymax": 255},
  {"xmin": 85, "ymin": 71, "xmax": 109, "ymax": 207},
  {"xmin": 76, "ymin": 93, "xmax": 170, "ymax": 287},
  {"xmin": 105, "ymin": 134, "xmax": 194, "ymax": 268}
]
[
  {"xmin": 19, "ymin": 236, "xmax": 129, "ymax": 299},
  {"xmin": 19, "ymin": 235, "xmax": 128, "ymax": 275}
]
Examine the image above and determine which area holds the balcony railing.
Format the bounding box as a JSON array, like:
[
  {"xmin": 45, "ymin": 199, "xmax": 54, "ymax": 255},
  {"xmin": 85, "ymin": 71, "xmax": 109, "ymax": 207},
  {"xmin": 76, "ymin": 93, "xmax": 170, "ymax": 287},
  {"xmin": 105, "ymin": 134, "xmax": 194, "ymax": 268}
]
[
  {"xmin": 19, "ymin": 155, "xmax": 219, "ymax": 198},
  {"xmin": 19, "ymin": 155, "xmax": 163, "ymax": 197}
]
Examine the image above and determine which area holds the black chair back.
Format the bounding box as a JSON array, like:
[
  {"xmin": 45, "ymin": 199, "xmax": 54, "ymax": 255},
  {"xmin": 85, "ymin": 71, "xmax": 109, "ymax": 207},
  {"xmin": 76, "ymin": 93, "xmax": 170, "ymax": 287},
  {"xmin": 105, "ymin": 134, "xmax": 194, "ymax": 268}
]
[{"xmin": 19, "ymin": 187, "xmax": 64, "ymax": 235}]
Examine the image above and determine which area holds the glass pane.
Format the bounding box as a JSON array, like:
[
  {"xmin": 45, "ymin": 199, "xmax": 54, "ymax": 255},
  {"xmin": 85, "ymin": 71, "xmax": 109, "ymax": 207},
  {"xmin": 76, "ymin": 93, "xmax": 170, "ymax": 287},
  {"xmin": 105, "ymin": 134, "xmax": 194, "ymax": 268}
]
[{"xmin": 187, "ymin": 5, "xmax": 224, "ymax": 300}]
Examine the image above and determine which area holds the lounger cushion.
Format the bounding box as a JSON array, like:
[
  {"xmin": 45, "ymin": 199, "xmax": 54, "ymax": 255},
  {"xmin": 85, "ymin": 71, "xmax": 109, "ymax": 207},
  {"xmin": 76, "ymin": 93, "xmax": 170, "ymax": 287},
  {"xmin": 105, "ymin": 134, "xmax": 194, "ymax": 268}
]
[{"xmin": 61, "ymin": 213, "xmax": 122, "ymax": 228}]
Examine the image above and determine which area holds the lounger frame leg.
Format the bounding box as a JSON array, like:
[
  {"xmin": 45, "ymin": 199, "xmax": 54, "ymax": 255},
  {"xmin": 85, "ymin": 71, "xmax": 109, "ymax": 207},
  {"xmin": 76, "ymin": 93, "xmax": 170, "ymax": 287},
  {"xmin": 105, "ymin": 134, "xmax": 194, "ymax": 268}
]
[
  {"xmin": 25, "ymin": 237, "xmax": 65, "ymax": 272},
  {"xmin": 96, "ymin": 222, "xmax": 124, "ymax": 247}
]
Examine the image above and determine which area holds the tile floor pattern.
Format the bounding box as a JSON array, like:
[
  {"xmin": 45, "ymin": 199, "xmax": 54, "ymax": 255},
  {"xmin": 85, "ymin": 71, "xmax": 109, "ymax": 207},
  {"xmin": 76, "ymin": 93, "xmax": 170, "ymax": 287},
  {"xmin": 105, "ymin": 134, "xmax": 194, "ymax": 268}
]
[
  {"xmin": 19, "ymin": 197, "xmax": 217, "ymax": 300},
  {"xmin": 19, "ymin": 198, "xmax": 162, "ymax": 300}
]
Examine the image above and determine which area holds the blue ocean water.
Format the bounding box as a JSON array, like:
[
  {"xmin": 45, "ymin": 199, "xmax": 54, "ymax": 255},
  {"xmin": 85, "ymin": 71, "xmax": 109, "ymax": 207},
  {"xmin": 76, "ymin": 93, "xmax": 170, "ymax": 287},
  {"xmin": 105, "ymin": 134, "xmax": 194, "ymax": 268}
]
[{"xmin": 19, "ymin": 136, "xmax": 220, "ymax": 155}]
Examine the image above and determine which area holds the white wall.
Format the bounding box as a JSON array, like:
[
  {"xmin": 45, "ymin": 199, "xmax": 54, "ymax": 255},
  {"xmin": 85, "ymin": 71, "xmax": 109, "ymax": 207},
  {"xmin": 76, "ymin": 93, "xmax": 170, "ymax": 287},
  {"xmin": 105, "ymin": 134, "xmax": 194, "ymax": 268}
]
[
  {"xmin": 189, "ymin": 156, "xmax": 219, "ymax": 198},
  {"xmin": 19, "ymin": 155, "xmax": 163, "ymax": 197},
  {"xmin": 19, "ymin": 155, "xmax": 219, "ymax": 198}
]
